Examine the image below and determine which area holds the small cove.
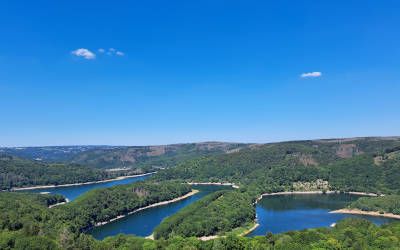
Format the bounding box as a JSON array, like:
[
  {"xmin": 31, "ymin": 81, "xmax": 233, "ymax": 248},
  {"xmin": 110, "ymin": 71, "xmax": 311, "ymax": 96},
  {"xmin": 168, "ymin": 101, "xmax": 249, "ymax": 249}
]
[{"xmin": 248, "ymin": 193, "xmax": 396, "ymax": 236}]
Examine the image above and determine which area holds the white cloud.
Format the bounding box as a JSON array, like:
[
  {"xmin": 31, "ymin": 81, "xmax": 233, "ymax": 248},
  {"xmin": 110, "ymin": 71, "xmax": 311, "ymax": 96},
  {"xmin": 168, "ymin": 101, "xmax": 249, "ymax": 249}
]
[
  {"xmin": 71, "ymin": 47, "xmax": 124, "ymax": 59},
  {"xmin": 300, "ymin": 72, "xmax": 322, "ymax": 78},
  {"xmin": 104, "ymin": 48, "xmax": 124, "ymax": 56},
  {"xmin": 71, "ymin": 48, "xmax": 96, "ymax": 60}
]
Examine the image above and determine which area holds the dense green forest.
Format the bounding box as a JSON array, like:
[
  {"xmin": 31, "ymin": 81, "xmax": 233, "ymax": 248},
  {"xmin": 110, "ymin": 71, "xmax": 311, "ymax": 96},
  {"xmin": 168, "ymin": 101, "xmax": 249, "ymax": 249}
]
[
  {"xmin": 349, "ymin": 195, "xmax": 400, "ymax": 215},
  {"xmin": 3, "ymin": 137, "xmax": 400, "ymax": 193},
  {"xmin": 1, "ymin": 137, "xmax": 400, "ymax": 249},
  {"xmin": 101, "ymin": 219, "xmax": 400, "ymax": 250},
  {"xmin": 0, "ymin": 146, "xmax": 109, "ymax": 163},
  {"xmin": 68, "ymin": 142, "xmax": 247, "ymax": 169},
  {"xmin": 0, "ymin": 154, "xmax": 143, "ymax": 190},
  {"xmin": 0, "ymin": 182, "xmax": 192, "ymax": 249},
  {"xmin": 0, "ymin": 192, "xmax": 65, "ymax": 231},
  {"xmin": 1, "ymin": 142, "xmax": 248, "ymax": 169},
  {"xmin": 156, "ymin": 138, "xmax": 400, "ymax": 195},
  {"xmin": 54, "ymin": 181, "xmax": 191, "ymax": 232},
  {"xmin": 1, "ymin": 195, "xmax": 400, "ymax": 250},
  {"xmin": 154, "ymin": 190, "xmax": 255, "ymax": 239}
]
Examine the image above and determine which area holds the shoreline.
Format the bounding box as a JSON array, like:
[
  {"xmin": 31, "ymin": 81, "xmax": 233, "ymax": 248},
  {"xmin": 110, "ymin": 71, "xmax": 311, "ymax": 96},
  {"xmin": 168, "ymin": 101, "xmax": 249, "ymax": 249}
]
[
  {"xmin": 199, "ymin": 235, "xmax": 221, "ymax": 241},
  {"xmin": 198, "ymin": 222, "xmax": 259, "ymax": 241},
  {"xmin": 330, "ymin": 208, "xmax": 400, "ymax": 220},
  {"xmin": 255, "ymin": 190, "xmax": 380, "ymax": 203},
  {"xmin": 239, "ymin": 222, "xmax": 260, "ymax": 237},
  {"xmin": 187, "ymin": 182, "xmax": 239, "ymax": 189},
  {"xmin": 49, "ymin": 198, "xmax": 70, "ymax": 208},
  {"xmin": 145, "ymin": 234, "xmax": 154, "ymax": 240},
  {"xmin": 93, "ymin": 189, "xmax": 200, "ymax": 228},
  {"xmin": 11, "ymin": 172, "xmax": 156, "ymax": 191}
]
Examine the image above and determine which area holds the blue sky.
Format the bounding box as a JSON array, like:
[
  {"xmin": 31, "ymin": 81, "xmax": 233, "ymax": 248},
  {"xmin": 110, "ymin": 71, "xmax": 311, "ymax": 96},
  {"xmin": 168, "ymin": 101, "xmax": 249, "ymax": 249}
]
[{"xmin": 1, "ymin": 1, "xmax": 399, "ymax": 146}]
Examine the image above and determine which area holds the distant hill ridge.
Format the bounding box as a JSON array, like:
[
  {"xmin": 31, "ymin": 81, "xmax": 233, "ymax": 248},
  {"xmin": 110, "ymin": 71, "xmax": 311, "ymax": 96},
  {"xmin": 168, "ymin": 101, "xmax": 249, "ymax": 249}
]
[
  {"xmin": 0, "ymin": 142, "xmax": 250, "ymax": 169},
  {"xmin": 1, "ymin": 136, "xmax": 400, "ymax": 170}
]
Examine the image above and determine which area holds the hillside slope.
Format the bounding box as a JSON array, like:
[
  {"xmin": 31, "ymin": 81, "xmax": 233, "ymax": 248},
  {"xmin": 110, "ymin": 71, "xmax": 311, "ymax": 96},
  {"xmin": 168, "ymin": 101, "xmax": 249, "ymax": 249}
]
[
  {"xmin": 156, "ymin": 137, "xmax": 400, "ymax": 194},
  {"xmin": 0, "ymin": 154, "xmax": 122, "ymax": 189},
  {"xmin": 68, "ymin": 142, "xmax": 249, "ymax": 169},
  {"xmin": 1, "ymin": 142, "xmax": 249, "ymax": 170}
]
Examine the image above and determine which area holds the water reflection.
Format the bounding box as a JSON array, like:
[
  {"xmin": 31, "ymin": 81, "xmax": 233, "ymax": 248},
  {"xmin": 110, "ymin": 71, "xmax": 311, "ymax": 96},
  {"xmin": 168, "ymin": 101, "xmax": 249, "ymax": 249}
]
[
  {"xmin": 89, "ymin": 185, "xmax": 231, "ymax": 239},
  {"xmin": 248, "ymin": 194, "xmax": 396, "ymax": 236}
]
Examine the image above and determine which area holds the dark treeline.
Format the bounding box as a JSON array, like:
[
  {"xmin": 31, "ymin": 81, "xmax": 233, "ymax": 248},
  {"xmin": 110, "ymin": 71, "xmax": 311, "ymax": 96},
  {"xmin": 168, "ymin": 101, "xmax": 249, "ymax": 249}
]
[
  {"xmin": 69, "ymin": 142, "xmax": 247, "ymax": 169},
  {"xmin": 101, "ymin": 219, "xmax": 400, "ymax": 250},
  {"xmin": 0, "ymin": 181, "xmax": 192, "ymax": 249},
  {"xmin": 1, "ymin": 194, "xmax": 400, "ymax": 250},
  {"xmin": 154, "ymin": 190, "xmax": 255, "ymax": 239},
  {"xmin": 1, "ymin": 137, "xmax": 400, "ymax": 249},
  {"xmin": 326, "ymin": 155, "xmax": 400, "ymax": 194},
  {"xmin": 155, "ymin": 138, "xmax": 400, "ymax": 195},
  {"xmin": 349, "ymin": 195, "xmax": 400, "ymax": 215},
  {"xmin": 0, "ymin": 193, "xmax": 64, "ymax": 233},
  {"xmin": 0, "ymin": 154, "xmax": 143, "ymax": 190},
  {"xmin": 54, "ymin": 181, "xmax": 192, "ymax": 232}
]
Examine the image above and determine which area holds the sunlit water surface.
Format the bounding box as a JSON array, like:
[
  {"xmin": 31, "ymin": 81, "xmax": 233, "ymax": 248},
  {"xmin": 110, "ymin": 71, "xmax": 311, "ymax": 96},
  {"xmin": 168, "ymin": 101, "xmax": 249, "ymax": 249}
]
[{"xmin": 248, "ymin": 193, "xmax": 396, "ymax": 236}]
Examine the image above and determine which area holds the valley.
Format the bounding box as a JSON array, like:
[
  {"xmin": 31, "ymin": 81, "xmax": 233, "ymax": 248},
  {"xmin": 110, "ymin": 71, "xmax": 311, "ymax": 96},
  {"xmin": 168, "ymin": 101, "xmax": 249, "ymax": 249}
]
[{"xmin": 1, "ymin": 137, "xmax": 400, "ymax": 249}]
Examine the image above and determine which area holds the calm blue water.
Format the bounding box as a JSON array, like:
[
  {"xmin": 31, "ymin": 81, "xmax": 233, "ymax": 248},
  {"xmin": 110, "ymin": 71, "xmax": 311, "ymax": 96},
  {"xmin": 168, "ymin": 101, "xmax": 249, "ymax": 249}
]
[
  {"xmin": 25, "ymin": 175, "xmax": 150, "ymax": 201},
  {"xmin": 24, "ymin": 178, "xmax": 396, "ymax": 239},
  {"xmin": 248, "ymin": 194, "xmax": 396, "ymax": 236},
  {"xmin": 88, "ymin": 185, "xmax": 230, "ymax": 239}
]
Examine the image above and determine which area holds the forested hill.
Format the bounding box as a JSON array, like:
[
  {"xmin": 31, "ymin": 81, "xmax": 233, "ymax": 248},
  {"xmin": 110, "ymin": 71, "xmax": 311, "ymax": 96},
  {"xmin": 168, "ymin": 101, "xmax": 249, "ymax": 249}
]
[
  {"xmin": 156, "ymin": 137, "xmax": 400, "ymax": 195},
  {"xmin": 0, "ymin": 154, "xmax": 121, "ymax": 190},
  {"xmin": 1, "ymin": 142, "xmax": 249, "ymax": 170},
  {"xmin": 1, "ymin": 136, "xmax": 400, "ymax": 249},
  {"xmin": 0, "ymin": 146, "xmax": 110, "ymax": 162},
  {"xmin": 67, "ymin": 142, "xmax": 248, "ymax": 169},
  {"xmin": 2, "ymin": 188, "xmax": 400, "ymax": 249},
  {"xmin": 349, "ymin": 195, "xmax": 400, "ymax": 215},
  {"xmin": 3, "ymin": 137, "xmax": 399, "ymax": 191}
]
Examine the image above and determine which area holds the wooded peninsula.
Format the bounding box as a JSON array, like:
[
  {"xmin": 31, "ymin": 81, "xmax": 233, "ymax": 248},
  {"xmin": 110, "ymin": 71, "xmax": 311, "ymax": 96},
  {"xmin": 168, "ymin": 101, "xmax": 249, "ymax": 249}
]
[{"xmin": 1, "ymin": 137, "xmax": 400, "ymax": 249}]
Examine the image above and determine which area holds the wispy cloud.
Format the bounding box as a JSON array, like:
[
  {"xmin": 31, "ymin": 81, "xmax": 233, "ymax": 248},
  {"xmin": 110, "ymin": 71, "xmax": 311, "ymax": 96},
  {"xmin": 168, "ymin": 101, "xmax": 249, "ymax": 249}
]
[
  {"xmin": 71, "ymin": 48, "xmax": 96, "ymax": 60},
  {"xmin": 103, "ymin": 48, "xmax": 125, "ymax": 56},
  {"xmin": 71, "ymin": 48, "xmax": 124, "ymax": 60},
  {"xmin": 300, "ymin": 72, "xmax": 322, "ymax": 78}
]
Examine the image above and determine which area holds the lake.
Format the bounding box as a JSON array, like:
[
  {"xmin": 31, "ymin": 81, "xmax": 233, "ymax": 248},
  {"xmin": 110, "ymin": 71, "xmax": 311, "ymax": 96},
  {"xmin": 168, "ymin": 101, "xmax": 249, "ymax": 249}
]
[
  {"xmin": 22, "ymin": 175, "xmax": 231, "ymax": 239},
  {"xmin": 26, "ymin": 175, "xmax": 150, "ymax": 201},
  {"xmin": 248, "ymin": 193, "xmax": 396, "ymax": 236},
  {"xmin": 88, "ymin": 185, "xmax": 230, "ymax": 239},
  {"xmin": 23, "ymin": 179, "xmax": 397, "ymax": 239}
]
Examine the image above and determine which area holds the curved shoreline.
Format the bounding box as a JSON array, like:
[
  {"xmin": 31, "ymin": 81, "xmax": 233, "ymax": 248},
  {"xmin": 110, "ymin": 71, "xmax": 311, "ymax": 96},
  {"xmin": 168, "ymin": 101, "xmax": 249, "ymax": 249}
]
[
  {"xmin": 255, "ymin": 190, "xmax": 380, "ymax": 203},
  {"xmin": 49, "ymin": 198, "xmax": 70, "ymax": 208},
  {"xmin": 198, "ymin": 222, "xmax": 259, "ymax": 241},
  {"xmin": 11, "ymin": 172, "xmax": 156, "ymax": 191},
  {"xmin": 330, "ymin": 208, "xmax": 400, "ymax": 219},
  {"xmin": 93, "ymin": 189, "xmax": 200, "ymax": 228},
  {"xmin": 187, "ymin": 182, "xmax": 239, "ymax": 189},
  {"xmin": 239, "ymin": 222, "xmax": 260, "ymax": 237}
]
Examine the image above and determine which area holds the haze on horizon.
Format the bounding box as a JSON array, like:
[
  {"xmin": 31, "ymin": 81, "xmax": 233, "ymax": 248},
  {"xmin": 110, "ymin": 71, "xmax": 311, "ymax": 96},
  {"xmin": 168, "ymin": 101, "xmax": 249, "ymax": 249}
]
[{"xmin": 1, "ymin": 1, "xmax": 399, "ymax": 147}]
